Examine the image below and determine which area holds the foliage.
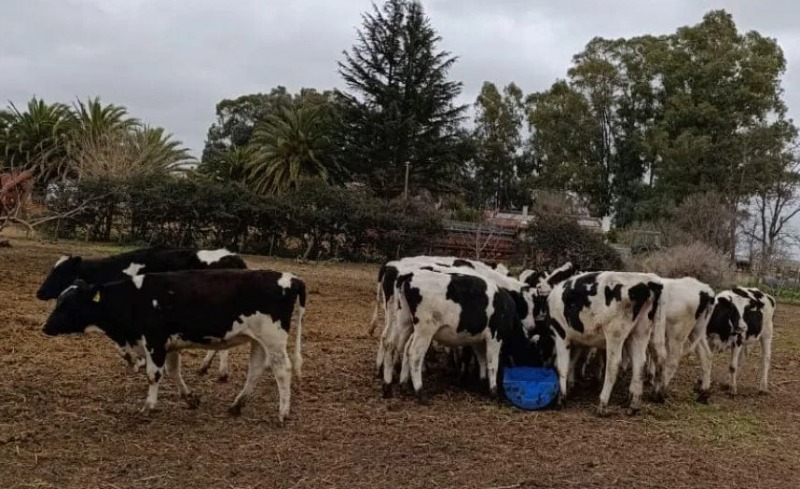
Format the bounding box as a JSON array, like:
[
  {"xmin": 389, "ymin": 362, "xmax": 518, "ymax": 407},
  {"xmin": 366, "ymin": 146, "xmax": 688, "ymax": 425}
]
[
  {"xmin": 629, "ymin": 241, "xmax": 735, "ymax": 289},
  {"xmin": 524, "ymin": 212, "xmax": 623, "ymax": 271},
  {"xmin": 0, "ymin": 96, "xmax": 193, "ymax": 187},
  {"xmin": 43, "ymin": 176, "xmax": 444, "ymax": 261},
  {"xmin": 248, "ymin": 103, "xmax": 341, "ymax": 194},
  {"xmin": 470, "ymin": 82, "xmax": 526, "ymax": 208},
  {"xmin": 524, "ymin": 10, "xmax": 797, "ymax": 228},
  {"xmin": 337, "ymin": 0, "xmax": 467, "ymax": 197},
  {"xmin": 198, "ymin": 88, "xmax": 344, "ymax": 193}
]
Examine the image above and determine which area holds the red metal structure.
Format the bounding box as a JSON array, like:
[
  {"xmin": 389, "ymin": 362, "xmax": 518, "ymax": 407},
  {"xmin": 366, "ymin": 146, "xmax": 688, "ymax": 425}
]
[{"xmin": 0, "ymin": 169, "xmax": 34, "ymax": 216}]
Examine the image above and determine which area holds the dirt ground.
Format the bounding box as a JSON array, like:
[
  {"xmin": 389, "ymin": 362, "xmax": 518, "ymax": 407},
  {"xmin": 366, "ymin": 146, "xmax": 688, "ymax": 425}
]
[{"xmin": 1, "ymin": 239, "xmax": 799, "ymax": 489}]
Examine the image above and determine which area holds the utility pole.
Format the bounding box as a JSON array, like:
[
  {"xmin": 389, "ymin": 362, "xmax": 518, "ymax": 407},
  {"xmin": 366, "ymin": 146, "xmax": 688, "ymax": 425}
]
[{"xmin": 403, "ymin": 161, "xmax": 410, "ymax": 200}]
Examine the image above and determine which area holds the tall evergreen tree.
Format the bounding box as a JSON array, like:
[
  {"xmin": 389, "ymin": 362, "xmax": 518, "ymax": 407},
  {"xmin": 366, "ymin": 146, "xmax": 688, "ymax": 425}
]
[{"xmin": 337, "ymin": 0, "xmax": 467, "ymax": 197}]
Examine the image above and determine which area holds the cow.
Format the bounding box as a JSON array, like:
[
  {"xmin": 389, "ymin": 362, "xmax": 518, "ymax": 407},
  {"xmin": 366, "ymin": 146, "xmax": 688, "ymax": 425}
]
[
  {"xmin": 368, "ymin": 255, "xmax": 509, "ymax": 336},
  {"xmin": 370, "ymin": 256, "xmax": 511, "ymax": 372},
  {"xmin": 36, "ymin": 246, "xmax": 247, "ymax": 381},
  {"xmin": 705, "ymin": 287, "xmax": 775, "ymax": 396},
  {"xmin": 41, "ymin": 269, "xmax": 306, "ymax": 424},
  {"xmin": 643, "ymin": 277, "xmax": 716, "ymax": 403},
  {"xmin": 384, "ymin": 269, "xmax": 534, "ymax": 401},
  {"xmin": 378, "ymin": 261, "xmax": 536, "ymax": 384},
  {"xmin": 521, "ymin": 261, "xmax": 581, "ymax": 296},
  {"xmin": 534, "ymin": 271, "xmax": 664, "ymax": 416}
]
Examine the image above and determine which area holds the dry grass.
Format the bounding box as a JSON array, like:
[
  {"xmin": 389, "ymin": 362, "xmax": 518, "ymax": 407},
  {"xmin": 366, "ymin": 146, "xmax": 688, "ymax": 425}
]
[{"xmin": 1, "ymin": 238, "xmax": 800, "ymax": 488}]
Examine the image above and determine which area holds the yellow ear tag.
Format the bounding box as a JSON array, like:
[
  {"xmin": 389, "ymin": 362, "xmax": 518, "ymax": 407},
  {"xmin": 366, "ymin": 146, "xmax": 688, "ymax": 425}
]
[{"xmin": 92, "ymin": 291, "xmax": 101, "ymax": 303}]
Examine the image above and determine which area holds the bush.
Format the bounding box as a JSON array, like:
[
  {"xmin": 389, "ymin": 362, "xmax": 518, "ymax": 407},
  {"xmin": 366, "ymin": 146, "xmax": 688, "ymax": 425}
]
[
  {"xmin": 524, "ymin": 213, "xmax": 623, "ymax": 271},
  {"xmin": 629, "ymin": 241, "xmax": 735, "ymax": 288},
  {"xmin": 41, "ymin": 175, "xmax": 445, "ymax": 262}
]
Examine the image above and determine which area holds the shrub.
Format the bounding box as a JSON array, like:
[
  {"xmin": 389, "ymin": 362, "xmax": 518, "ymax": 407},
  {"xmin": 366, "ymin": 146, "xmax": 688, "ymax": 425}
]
[
  {"xmin": 629, "ymin": 241, "xmax": 735, "ymax": 288},
  {"xmin": 524, "ymin": 213, "xmax": 623, "ymax": 271},
  {"xmin": 41, "ymin": 175, "xmax": 444, "ymax": 262}
]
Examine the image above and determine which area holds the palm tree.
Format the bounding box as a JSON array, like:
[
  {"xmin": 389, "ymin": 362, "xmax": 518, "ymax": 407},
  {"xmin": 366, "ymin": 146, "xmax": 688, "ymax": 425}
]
[
  {"xmin": 196, "ymin": 144, "xmax": 256, "ymax": 183},
  {"xmin": 0, "ymin": 98, "xmax": 74, "ymax": 183},
  {"xmin": 248, "ymin": 103, "xmax": 339, "ymax": 194},
  {"xmin": 129, "ymin": 125, "xmax": 194, "ymax": 173},
  {"xmin": 71, "ymin": 97, "xmax": 138, "ymax": 142}
]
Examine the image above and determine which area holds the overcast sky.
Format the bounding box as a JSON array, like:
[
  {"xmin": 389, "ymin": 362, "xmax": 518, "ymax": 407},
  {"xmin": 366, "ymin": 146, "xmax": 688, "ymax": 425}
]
[{"xmin": 2, "ymin": 0, "xmax": 798, "ymax": 158}]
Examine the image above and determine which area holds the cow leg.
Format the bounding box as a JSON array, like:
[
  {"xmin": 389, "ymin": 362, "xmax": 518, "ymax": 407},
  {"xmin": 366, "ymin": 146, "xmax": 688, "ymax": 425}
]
[
  {"xmin": 267, "ymin": 340, "xmax": 293, "ymax": 424},
  {"xmin": 694, "ymin": 337, "xmax": 713, "ymax": 403},
  {"xmin": 197, "ymin": 350, "xmax": 216, "ymax": 375},
  {"xmin": 166, "ymin": 351, "xmax": 199, "ymax": 409},
  {"xmin": 382, "ymin": 320, "xmax": 412, "ymax": 398},
  {"xmin": 399, "ymin": 331, "xmax": 416, "ymax": 386},
  {"xmin": 473, "ymin": 342, "xmax": 488, "ymax": 386},
  {"xmin": 553, "ymin": 337, "xmax": 570, "ymax": 407},
  {"xmin": 598, "ymin": 337, "xmax": 624, "ymax": 417},
  {"xmin": 216, "ymin": 350, "xmax": 230, "ymax": 382},
  {"xmin": 759, "ymin": 334, "xmax": 772, "ymax": 394},
  {"xmin": 407, "ymin": 332, "xmax": 434, "ymax": 404},
  {"xmin": 140, "ymin": 345, "xmax": 167, "ymax": 415},
  {"xmin": 485, "ymin": 339, "xmax": 502, "ymax": 399},
  {"xmin": 626, "ymin": 328, "xmax": 650, "ymax": 414},
  {"xmin": 229, "ymin": 340, "xmax": 268, "ymax": 416},
  {"xmin": 728, "ymin": 343, "xmax": 743, "ymax": 397}
]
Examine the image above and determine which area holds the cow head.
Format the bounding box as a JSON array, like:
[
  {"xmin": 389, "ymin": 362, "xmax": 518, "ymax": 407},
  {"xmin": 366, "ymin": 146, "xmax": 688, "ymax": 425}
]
[
  {"xmin": 41, "ymin": 279, "xmax": 100, "ymax": 336},
  {"xmin": 36, "ymin": 255, "xmax": 83, "ymax": 300}
]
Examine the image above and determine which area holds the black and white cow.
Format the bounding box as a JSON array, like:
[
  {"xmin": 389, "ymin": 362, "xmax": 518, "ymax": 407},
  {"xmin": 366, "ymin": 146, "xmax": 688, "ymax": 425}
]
[
  {"xmin": 385, "ymin": 269, "xmax": 535, "ymax": 401},
  {"xmin": 370, "ymin": 256, "xmax": 511, "ymax": 373},
  {"xmin": 41, "ymin": 269, "xmax": 306, "ymax": 424},
  {"xmin": 521, "ymin": 261, "xmax": 581, "ymax": 296},
  {"xmin": 705, "ymin": 287, "xmax": 775, "ymax": 396},
  {"xmin": 536, "ymin": 271, "xmax": 664, "ymax": 415},
  {"xmin": 368, "ymin": 255, "xmax": 510, "ymax": 336},
  {"xmin": 378, "ymin": 261, "xmax": 535, "ymax": 383},
  {"xmin": 36, "ymin": 246, "xmax": 247, "ymax": 381},
  {"xmin": 646, "ymin": 277, "xmax": 716, "ymax": 402}
]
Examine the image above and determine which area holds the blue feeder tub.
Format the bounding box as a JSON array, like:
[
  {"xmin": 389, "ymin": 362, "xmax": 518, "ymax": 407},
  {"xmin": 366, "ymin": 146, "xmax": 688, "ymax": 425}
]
[{"xmin": 502, "ymin": 366, "xmax": 560, "ymax": 411}]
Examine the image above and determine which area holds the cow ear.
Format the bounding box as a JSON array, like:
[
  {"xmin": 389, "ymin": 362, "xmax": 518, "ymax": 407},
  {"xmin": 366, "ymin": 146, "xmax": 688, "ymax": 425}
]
[{"xmin": 73, "ymin": 279, "xmax": 89, "ymax": 289}]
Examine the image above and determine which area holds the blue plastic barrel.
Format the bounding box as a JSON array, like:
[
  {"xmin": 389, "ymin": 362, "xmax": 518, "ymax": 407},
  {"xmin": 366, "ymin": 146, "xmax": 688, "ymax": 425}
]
[{"xmin": 502, "ymin": 366, "xmax": 560, "ymax": 410}]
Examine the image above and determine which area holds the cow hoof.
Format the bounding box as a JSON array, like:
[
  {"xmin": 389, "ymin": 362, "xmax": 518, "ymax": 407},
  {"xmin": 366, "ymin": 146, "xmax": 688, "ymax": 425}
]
[
  {"xmin": 197, "ymin": 366, "xmax": 209, "ymax": 376},
  {"xmin": 595, "ymin": 404, "xmax": 609, "ymax": 417},
  {"xmin": 652, "ymin": 392, "xmax": 667, "ymax": 404},
  {"xmin": 415, "ymin": 391, "xmax": 429, "ymax": 405},
  {"xmin": 228, "ymin": 404, "xmax": 243, "ymax": 416},
  {"xmin": 183, "ymin": 393, "xmax": 201, "ymax": 409},
  {"xmin": 489, "ymin": 387, "xmax": 498, "ymax": 400},
  {"xmin": 757, "ymin": 389, "xmax": 769, "ymax": 397},
  {"xmin": 696, "ymin": 389, "xmax": 711, "ymax": 404},
  {"xmin": 216, "ymin": 374, "xmax": 229, "ymax": 384},
  {"xmin": 382, "ymin": 384, "xmax": 393, "ymax": 399},
  {"xmin": 626, "ymin": 406, "xmax": 641, "ymax": 416}
]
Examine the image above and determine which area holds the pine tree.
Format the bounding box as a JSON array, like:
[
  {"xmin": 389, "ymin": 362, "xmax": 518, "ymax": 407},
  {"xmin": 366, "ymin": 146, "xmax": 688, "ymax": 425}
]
[{"xmin": 337, "ymin": 0, "xmax": 466, "ymax": 197}]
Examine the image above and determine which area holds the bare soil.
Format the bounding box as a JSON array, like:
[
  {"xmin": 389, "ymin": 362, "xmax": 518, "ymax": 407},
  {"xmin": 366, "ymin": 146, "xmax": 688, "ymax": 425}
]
[{"xmin": 1, "ymin": 239, "xmax": 799, "ymax": 489}]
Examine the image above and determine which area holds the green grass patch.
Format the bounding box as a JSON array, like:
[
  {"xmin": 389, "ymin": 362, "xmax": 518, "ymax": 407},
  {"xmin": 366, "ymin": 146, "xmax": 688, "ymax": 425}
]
[{"xmin": 645, "ymin": 401, "xmax": 772, "ymax": 448}]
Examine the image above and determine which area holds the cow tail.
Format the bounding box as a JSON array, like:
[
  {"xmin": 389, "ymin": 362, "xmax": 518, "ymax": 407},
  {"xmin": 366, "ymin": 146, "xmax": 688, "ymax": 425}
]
[
  {"xmin": 369, "ymin": 265, "xmax": 386, "ymax": 335},
  {"xmin": 646, "ymin": 281, "xmax": 667, "ymax": 369},
  {"xmin": 292, "ymin": 279, "xmax": 307, "ymax": 380}
]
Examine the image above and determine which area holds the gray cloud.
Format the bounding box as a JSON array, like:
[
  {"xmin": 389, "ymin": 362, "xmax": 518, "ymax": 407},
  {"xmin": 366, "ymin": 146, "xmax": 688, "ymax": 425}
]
[{"xmin": 1, "ymin": 0, "xmax": 798, "ymax": 157}]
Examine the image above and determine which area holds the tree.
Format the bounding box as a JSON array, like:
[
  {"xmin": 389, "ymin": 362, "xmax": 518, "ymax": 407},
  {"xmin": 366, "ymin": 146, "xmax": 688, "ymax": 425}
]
[
  {"xmin": 471, "ymin": 82, "xmax": 526, "ymax": 209},
  {"xmin": 337, "ymin": 0, "xmax": 467, "ymax": 197},
  {"xmin": 525, "ymin": 81, "xmax": 603, "ymax": 212},
  {"xmin": 0, "ymin": 98, "xmax": 74, "ymax": 184},
  {"xmin": 247, "ymin": 103, "xmax": 340, "ymax": 194},
  {"xmin": 525, "ymin": 9, "xmax": 797, "ymax": 241}
]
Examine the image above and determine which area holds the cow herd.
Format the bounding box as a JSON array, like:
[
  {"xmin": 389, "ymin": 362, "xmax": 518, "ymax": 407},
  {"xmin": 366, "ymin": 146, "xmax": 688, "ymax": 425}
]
[
  {"xmin": 32, "ymin": 246, "xmax": 776, "ymax": 424},
  {"xmin": 370, "ymin": 255, "xmax": 776, "ymax": 415}
]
